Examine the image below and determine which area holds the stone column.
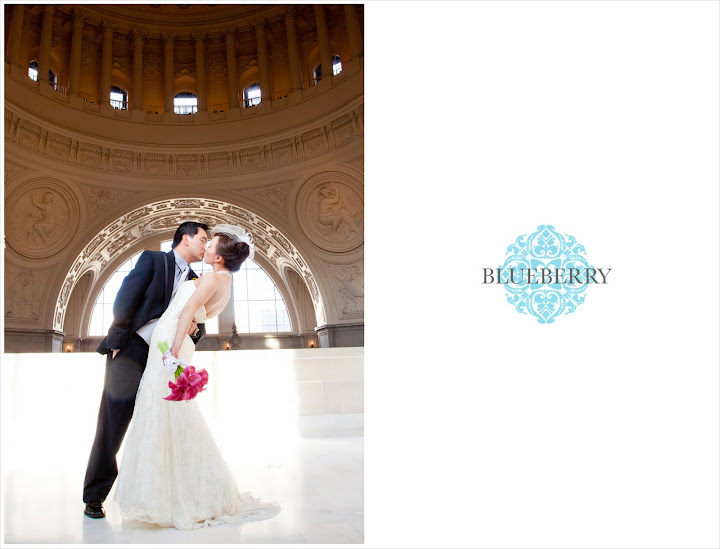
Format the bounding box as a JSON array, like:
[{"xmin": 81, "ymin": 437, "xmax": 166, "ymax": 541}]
[
  {"xmin": 284, "ymin": 8, "xmax": 303, "ymax": 92},
  {"xmin": 131, "ymin": 30, "xmax": 145, "ymax": 111},
  {"xmin": 69, "ymin": 10, "xmax": 84, "ymax": 95},
  {"xmin": 254, "ymin": 20, "xmax": 271, "ymax": 102},
  {"xmin": 99, "ymin": 22, "xmax": 114, "ymax": 104},
  {"xmin": 224, "ymin": 28, "xmax": 239, "ymax": 109},
  {"xmin": 162, "ymin": 32, "xmax": 176, "ymax": 113},
  {"xmin": 7, "ymin": 5, "xmax": 25, "ymax": 66},
  {"xmin": 38, "ymin": 5, "xmax": 56, "ymax": 84},
  {"xmin": 344, "ymin": 4, "xmax": 363, "ymax": 59},
  {"xmin": 314, "ymin": 5, "xmax": 332, "ymax": 81},
  {"xmin": 193, "ymin": 32, "xmax": 207, "ymax": 112}
]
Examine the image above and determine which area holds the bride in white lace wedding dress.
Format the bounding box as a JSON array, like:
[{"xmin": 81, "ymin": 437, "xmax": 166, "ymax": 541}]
[{"xmin": 114, "ymin": 226, "xmax": 280, "ymax": 530}]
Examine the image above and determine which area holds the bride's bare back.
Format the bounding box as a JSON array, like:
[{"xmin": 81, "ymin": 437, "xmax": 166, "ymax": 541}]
[{"xmin": 193, "ymin": 271, "xmax": 232, "ymax": 318}]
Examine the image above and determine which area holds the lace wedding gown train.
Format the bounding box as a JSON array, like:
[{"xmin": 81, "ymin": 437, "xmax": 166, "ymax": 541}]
[{"xmin": 114, "ymin": 277, "xmax": 280, "ymax": 530}]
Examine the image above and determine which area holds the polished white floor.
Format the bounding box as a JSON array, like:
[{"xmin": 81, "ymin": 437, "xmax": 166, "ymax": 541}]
[{"xmin": 1, "ymin": 351, "xmax": 363, "ymax": 545}]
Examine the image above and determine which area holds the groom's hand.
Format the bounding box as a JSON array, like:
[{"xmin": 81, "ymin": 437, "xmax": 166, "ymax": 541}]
[{"xmin": 112, "ymin": 349, "xmax": 119, "ymax": 358}]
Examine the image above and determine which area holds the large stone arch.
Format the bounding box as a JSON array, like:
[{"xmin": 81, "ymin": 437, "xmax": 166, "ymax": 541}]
[{"xmin": 53, "ymin": 198, "xmax": 327, "ymax": 333}]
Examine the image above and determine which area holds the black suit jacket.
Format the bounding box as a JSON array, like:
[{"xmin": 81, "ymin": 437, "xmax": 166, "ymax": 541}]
[{"xmin": 96, "ymin": 250, "xmax": 205, "ymax": 360}]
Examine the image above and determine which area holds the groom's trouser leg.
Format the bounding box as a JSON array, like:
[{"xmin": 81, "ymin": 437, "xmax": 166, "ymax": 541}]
[{"xmin": 83, "ymin": 345, "xmax": 146, "ymax": 503}]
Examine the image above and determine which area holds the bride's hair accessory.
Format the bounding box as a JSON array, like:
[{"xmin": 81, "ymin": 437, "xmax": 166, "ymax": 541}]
[{"xmin": 213, "ymin": 224, "xmax": 255, "ymax": 261}]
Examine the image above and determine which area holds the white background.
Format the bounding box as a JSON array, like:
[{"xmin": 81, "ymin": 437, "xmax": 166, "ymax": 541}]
[{"xmin": 365, "ymin": 2, "xmax": 719, "ymax": 548}]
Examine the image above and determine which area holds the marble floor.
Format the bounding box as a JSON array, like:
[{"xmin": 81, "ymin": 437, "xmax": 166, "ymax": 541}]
[{"xmin": 1, "ymin": 352, "xmax": 363, "ymax": 545}]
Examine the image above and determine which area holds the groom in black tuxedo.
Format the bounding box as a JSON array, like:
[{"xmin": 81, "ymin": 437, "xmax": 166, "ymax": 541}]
[{"xmin": 83, "ymin": 221, "xmax": 210, "ymax": 519}]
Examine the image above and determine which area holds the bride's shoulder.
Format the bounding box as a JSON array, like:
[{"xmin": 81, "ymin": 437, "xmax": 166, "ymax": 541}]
[{"xmin": 196, "ymin": 271, "xmax": 228, "ymax": 286}]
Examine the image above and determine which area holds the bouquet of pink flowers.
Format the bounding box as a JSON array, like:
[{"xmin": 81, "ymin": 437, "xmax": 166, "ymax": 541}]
[{"xmin": 157, "ymin": 340, "xmax": 209, "ymax": 402}]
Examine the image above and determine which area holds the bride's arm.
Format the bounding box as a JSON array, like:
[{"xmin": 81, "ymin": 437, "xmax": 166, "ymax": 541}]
[{"xmin": 169, "ymin": 274, "xmax": 219, "ymax": 357}]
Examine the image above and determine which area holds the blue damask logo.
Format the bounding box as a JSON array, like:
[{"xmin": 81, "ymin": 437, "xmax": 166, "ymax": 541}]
[{"xmin": 497, "ymin": 225, "xmax": 602, "ymax": 324}]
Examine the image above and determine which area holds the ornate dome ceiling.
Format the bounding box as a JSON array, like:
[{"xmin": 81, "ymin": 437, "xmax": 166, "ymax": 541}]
[
  {"xmin": 52, "ymin": 4, "xmax": 305, "ymax": 35},
  {"xmin": 87, "ymin": 4, "xmax": 272, "ymax": 24}
]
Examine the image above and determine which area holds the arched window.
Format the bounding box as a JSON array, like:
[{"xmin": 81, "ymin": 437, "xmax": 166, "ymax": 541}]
[
  {"xmin": 233, "ymin": 259, "xmax": 291, "ymax": 333},
  {"xmin": 243, "ymin": 83, "xmax": 261, "ymax": 108},
  {"xmin": 89, "ymin": 250, "xmax": 144, "ymax": 336},
  {"xmin": 313, "ymin": 55, "xmax": 342, "ymax": 85},
  {"xmin": 174, "ymin": 92, "xmax": 197, "ymax": 115},
  {"xmin": 332, "ymin": 55, "xmax": 342, "ymax": 76},
  {"xmin": 88, "ymin": 242, "xmax": 291, "ymax": 337},
  {"xmin": 88, "ymin": 245, "xmax": 219, "ymax": 336},
  {"xmin": 28, "ymin": 60, "xmax": 56, "ymax": 88},
  {"xmin": 110, "ymin": 86, "xmax": 128, "ymax": 110},
  {"xmin": 28, "ymin": 60, "xmax": 38, "ymax": 81}
]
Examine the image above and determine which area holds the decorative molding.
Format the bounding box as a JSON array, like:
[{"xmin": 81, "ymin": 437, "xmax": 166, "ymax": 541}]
[
  {"xmin": 284, "ymin": 6, "xmax": 298, "ymax": 21},
  {"xmin": 100, "ymin": 20, "xmax": 115, "ymax": 38},
  {"xmin": 4, "ymin": 103, "xmax": 364, "ymax": 178},
  {"xmin": 69, "ymin": 5, "xmax": 273, "ymax": 29},
  {"xmin": 222, "ymin": 27, "xmax": 236, "ymax": 42},
  {"xmin": 130, "ymin": 28, "xmax": 146, "ymax": 44},
  {"xmin": 72, "ymin": 9, "xmax": 86, "ymax": 27},
  {"xmin": 192, "ymin": 32, "xmax": 206, "ymax": 47},
  {"xmin": 162, "ymin": 32, "xmax": 177, "ymax": 46},
  {"xmin": 53, "ymin": 198, "xmax": 326, "ymax": 332}
]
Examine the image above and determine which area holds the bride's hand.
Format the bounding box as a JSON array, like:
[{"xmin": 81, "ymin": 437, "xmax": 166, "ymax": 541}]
[
  {"xmin": 169, "ymin": 344, "xmax": 180, "ymax": 359},
  {"xmin": 162, "ymin": 350, "xmax": 181, "ymax": 374},
  {"xmin": 187, "ymin": 318, "xmax": 198, "ymax": 336}
]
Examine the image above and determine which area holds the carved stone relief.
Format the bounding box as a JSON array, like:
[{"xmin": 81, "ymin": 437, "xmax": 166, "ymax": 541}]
[
  {"xmin": 81, "ymin": 42, "xmax": 94, "ymax": 68},
  {"xmin": 16, "ymin": 120, "xmax": 41, "ymax": 151},
  {"xmin": 326, "ymin": 261, "xmax": 364, "ymax": 318},
  {"xmin": 112, "ymin": 54, "xmax": 132, "ymax": 77},
  {"xmin": 272, "ymin": 36, "xmax": 289, "ymax": 67},
  {"xmin": 47, "ymin": 133, "xmax": 72, "ymax": 162},
  {"xmin": 175, "ymin": 55, "xmax": 195, "ymax": 78},
  {"xmin": 110, "ymin": 151, "xmax": 134, "ymax": 174},
  {"xmin": 4, "ymin": 161, "xmax": 26, "ymax": 183},
  {"xmin": 143, "ymin": 56, "xmax": 161, "ymax": 80},
  {"xmin": 207, "ymin": 152, "xmax": 231, "ymax": 175},
  {"xmin": 77, "ymin": 145, "xmax": 102, "ymax": 169},
  {"xmin": 209, "ymin": 55, "xmax": 227, "ymax": 81},
  {"xmin": 85, "ymin": 187, "xmax": 133, "ymax": 216},
  {"xmin": 296, "ymin": 173, "xmax": 364, "ymax": 253},
  {"xmin": 270, "ymin": 140, "xmax": 294, "ymax": 166},
  {"xmin": 4, "ymin": 266, "xmax": 50, "ymax": 322},
  {"xmin": 242, "ymin": 183, "xmax": 288, "ymax": 216},
  {"xmin": 5, "ymin": 179, "xmax": 80, "ymax": 259}
]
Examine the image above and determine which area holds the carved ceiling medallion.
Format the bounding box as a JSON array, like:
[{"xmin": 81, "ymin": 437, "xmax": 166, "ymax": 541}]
[
  {"xmin": 296, "ymin": 172, "xmax": 364, "ymax": 253},
  {"xmin": 5, "ymin": 178, "xmax": 80, "ymax": 259}
]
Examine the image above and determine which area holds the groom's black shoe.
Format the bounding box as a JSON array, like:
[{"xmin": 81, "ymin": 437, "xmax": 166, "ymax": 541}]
[{"xmin": 84, "ymin": 501, "xmax": 105, "ymax": 519}]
